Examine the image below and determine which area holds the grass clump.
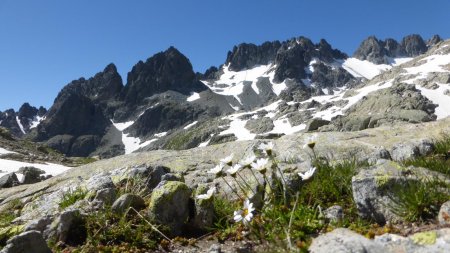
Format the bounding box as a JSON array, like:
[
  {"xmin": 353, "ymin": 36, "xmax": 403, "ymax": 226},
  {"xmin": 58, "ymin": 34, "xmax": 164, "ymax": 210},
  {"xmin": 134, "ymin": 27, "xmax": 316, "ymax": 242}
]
[
  {"xmin": 59, "ymin": 187, "xmax": 88, "ymax": 210},
  {"xmin": 403, "ymin": 133, "xmax": 450, "ymax": 176},
  {"xmin": 71, "ymin": 208, "xmax": 162, "ymax": 252},
  {"xmin": 299, "ymin": 159, "xmax": 366, "ymax": 209},
  {"xmin": 388, "ymin": 176, "xmax": 449, "ymax": 222}
]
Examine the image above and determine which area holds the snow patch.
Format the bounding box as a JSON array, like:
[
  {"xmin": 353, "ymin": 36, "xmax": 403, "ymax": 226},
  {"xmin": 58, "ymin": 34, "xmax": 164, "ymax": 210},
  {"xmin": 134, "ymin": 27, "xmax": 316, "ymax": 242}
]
[
  {"xmin": 340, "ymin": 58, "xmax": 391, "ymax": 79},
  {"xmin": 30, "ymin": 115, "xmax": 46, "ymax": 129},
  {"xmin": 219, "ymin": 118, "xmax": 255, "ymax": 141},
  {"xmin": 15, "ymin": 116, "xmax": 26, "ymax": 134},
  {"xmin": 201, "ymin": 63, "xmax": 288, "ymax": 99},
  {"xmin": 183, "ymin": 121, "xmax": 198, "ymax": 130},
  {"xmin": 154, "ymin": 132, "xmax": 167, "ymax": 138},
  {"xmin": 187, "ymin": 92, "xmax": 200, "ymax": 102},
  {"xmin": 0, "ymin": 147, "xmax": 15, "ymax": 155},
  {"xmin": 416, "ymin": 84, "xmax": 450, "ymax": 120},
  {"xmin": 403, "ymin": 54, "xmax": 450, "ymax": 77},
  {"xmin": 0, "ymin": 158, "xmax": 71, "ymax": 179},
  {"xmin": 111, "ymin": 120, "xmax": 154, "ymax": 154},
  {"xmin": 198, "ymin": 134, "xmax": 214, "ymax": 147}
]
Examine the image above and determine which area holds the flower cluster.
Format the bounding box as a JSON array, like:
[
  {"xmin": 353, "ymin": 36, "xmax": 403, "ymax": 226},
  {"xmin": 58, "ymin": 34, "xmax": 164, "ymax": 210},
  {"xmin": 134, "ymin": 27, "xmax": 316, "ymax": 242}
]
[{"xmin": 204, "ymin": 140, "xmax": 318, "ymax": 226}]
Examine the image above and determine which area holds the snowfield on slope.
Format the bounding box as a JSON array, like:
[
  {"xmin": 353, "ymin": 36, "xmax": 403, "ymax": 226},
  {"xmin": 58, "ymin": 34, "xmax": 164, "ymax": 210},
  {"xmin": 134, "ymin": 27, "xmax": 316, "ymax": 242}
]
[
  {"xmin": 111, "ymin": 120, "xmax": 157, "ymax": 154},
  {"xmin": 201, "ymin": 64, "xmax": 288, "ymax": 103},
  {"xmin": 339, "ymin": 57, "xmax": 412, "ymax": 79},
  {"xmin": 0, "ymin": 147, "xmax": 71, "ymax": 181}
]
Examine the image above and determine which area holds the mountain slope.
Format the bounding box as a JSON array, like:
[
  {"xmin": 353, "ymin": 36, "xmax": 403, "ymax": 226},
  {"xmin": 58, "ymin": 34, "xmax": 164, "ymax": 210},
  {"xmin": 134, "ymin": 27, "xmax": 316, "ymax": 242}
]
[{"xmin": 1, "ymin": 34, "xmax": 448, "ymax": 158}]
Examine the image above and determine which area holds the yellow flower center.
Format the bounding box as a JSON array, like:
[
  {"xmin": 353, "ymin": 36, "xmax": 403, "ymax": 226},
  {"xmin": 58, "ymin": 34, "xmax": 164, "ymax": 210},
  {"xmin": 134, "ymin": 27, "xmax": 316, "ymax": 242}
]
[{"xmin": 242, "ymin": 208, "xmax": 249, "ymax": 217}]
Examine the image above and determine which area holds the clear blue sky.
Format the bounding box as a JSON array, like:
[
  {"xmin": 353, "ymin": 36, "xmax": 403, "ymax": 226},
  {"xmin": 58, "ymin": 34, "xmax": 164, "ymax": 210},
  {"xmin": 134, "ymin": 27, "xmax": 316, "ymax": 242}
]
[{"xmin": 1, "ymin": 0, "xmax": 449, "ymax": 111}]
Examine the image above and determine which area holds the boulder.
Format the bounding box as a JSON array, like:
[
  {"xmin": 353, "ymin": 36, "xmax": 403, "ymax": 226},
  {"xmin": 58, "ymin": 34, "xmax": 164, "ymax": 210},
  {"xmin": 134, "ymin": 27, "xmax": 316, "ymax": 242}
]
[
  {"xmin": 352, "ymin": 160, "xmax": 425, "ymax": 224},
  {"xmin": 148, "ymin": 181, "xmax": 192, "ymax": 235},
  {"xmin": 375, "ymin": 229, "xmax": 450, "ymax": 253},
  {"xmin": 190, "ymin": 184, "xmax": 215, "ymax": 230},
  {"xmin": 23, "ymin": 215, "xmax": 54, "ymax": 234},
  {"xmin": 17, "ymin": 167, "xmax": 45, "ymax": 184},
  {"xmin": 324, "ymin": 205, "xmax": 344, "ymax": 223},
  {"xmin": 245, "ymin": 117, "xmax": 274, "ymax": 134},
  {"xmin": 438, "ymin": 201, "xmax": 450, "ymax": 225},
  {"xmin": 127, "ymin": 165, "xmax": 170, "ymax": 191},
  {"xmin": 92, "ymin": 187, "xmax": 117, "ymax": 207},
  {"xmin": 111, "ymin": 194, "xmax": 146, "ymax": 214},
  {"xmin": 0, "ymin": 230, "xmax": 51, "ymax": 253},
  {"xmin": 305, "ymin": 118, "xmax": 330, "ymax": 132},
  {"xmin": 45, "ymin": 209, "xmax": 87, "ymax": 246},
  {"xmin": 86, "ymin": 173, "xmax": 115, "ymax": 192},
  {"xmin": 309, "ymin": 228, "xmax": 385, "ymax": 253},
  {"xmin": 0, "ymin": 173, "xmax": 20, "ymax": 188}
]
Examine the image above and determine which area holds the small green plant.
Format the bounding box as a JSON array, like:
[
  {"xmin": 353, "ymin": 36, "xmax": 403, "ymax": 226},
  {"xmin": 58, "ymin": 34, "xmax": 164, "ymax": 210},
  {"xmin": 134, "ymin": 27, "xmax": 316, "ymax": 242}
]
[
  {"xmin": 73, "ymin": 208, "xmax": 162, "ymax": 252},
  {"xmin": 59, "ymin": 187, "xmax": 88, "ymax": 210},
  {"xmin": 403, "ymin": 133, "xmax": 450, "ymax": 176},
  {"xmin": 388, "ymin": 176, "xmax": 449, "ymax": 222}
]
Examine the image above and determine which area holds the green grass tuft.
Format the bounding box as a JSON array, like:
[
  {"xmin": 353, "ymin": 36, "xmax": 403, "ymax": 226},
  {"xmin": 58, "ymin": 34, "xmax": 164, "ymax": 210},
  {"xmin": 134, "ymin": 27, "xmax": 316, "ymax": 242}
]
[{"xmin": 59, "ymin": 187, "xmax": 88, "ymax": 210}]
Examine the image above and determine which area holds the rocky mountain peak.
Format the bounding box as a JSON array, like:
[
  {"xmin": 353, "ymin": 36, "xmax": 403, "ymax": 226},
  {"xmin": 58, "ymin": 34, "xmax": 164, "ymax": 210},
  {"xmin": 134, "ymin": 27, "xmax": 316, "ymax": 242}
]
[
  {"xmin": 122, "ymin": 47, "xmax": 206, "ymax": 106},
  {"xmin": 427, "ymin": 34, "xmax": 442, "ymax": 46},
  {"xmin": 400, "ymin": 34, "xmax": 427, "ymax": 57},
  {"xmin": 58, "ymin": 63, "xmax": 123, "ymax": 103},
  {"xmin": 225, "ymin": 41, "xmax": 281, "ymax": 72},
  {"xmin": 354, "ymin": 34, "xmax": 439, "ymax": 64}
]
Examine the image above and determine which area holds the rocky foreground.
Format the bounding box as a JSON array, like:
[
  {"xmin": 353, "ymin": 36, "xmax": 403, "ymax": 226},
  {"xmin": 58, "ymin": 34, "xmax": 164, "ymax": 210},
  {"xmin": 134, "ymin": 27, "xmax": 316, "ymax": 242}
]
[{"xmin": 0, "ymin": 118, "xmax": 449, "ymax": 252}]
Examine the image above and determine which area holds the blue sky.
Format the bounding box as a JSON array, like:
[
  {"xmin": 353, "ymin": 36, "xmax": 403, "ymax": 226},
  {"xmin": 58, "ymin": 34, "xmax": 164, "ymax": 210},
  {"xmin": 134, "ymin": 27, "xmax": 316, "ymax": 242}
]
[{"xmin": 0, "ymin": 0, "xmax": 449, "ymax": 111}]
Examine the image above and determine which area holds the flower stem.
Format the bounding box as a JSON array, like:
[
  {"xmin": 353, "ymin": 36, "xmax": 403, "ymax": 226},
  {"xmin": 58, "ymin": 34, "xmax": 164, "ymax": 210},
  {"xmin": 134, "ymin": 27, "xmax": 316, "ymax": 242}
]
[
  {"xmin": 221, "ymin": 177, "xmax": 243, "ymax": 200},
  {"xmin": 237, "ymin": 172, "xmax": 256, "ymax": 195},
  {"xmin": 232, "ymin": 176, "xmax": 249, "ymax": 198}
]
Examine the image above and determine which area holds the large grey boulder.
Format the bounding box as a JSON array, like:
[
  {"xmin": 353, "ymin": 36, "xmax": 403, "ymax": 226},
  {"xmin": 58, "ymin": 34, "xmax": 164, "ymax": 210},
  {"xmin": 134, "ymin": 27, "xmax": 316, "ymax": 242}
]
[
  {"xmin": 190, "ymin": 184, "xmax": 215, "ymax": 230},
  {"xmin": 305, "ymin": 118, "xmax": 330, "ymax": 132},
  {"xmin": 127, "ymin": 165, "xmax": 170, "ymax": 191},
  {"xmin": 309, "ymin": 228, "xmax": 385, "ymax": 253},
  {"xmin": 351, "ymin": 160, "xmax": 435, "ymax": 224},
  {"xmin": 86, "ymin": 173, "xmax": 115, "ymax": 192},
  {"xmin": 438, "ymin": 201, "xmax": 450, "ymax": 225},
  {"xmin": 148, "ymin": 181, "xmax": 191, "ymax": 235},
  {"xmin": 0, "ymin": 230, "xmax": 51, "ymax": 253},
  {"xmin": 0, "ymin": 173, "xmax": 19, "ymax": 188},
  {"xmin": 332, "ymin": 83, "xmax": 437, "ymax": 131},
  {"xmin": 391, "ymin": 139, "xmax": 434, "ymax": 162},
  {"xmin": 23, "ymin": 215, "xmax": 54, "ymax": 234},
  {"xmin": 375, "ymin": 228, "xmax": 450, "ymax": 253},
  {"xmin": 111, "ymin": 194, "xmax": 146, "ymax": 214},
  {"xmin": 45, "ymin": 209, "xmax": 87, "ymax": 246},
  {"xmin": 17, "ymin": 167, "xmax": 45, "ymax": 184},
  {"xmin": 245, "ymin": 117, "xmax": 274, "ymax": 134}
]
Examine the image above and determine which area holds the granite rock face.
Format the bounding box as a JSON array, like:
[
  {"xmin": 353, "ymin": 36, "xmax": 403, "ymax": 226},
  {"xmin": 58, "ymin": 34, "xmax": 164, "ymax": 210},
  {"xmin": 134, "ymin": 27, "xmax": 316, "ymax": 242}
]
[{"xmin": 354, "ymin": 34, "xmax": 439, "ymax": 64}]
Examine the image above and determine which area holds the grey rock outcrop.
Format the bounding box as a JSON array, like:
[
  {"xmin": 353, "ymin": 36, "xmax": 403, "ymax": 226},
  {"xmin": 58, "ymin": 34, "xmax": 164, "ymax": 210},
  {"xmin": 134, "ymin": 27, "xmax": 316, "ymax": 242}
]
[
  {"xmin": 245, "ymin": 117, "xmax": 274, "ymax": 134},
  {"xmin": 331, "ymin": 83, "xmax": 437, "ymax": 131},
  {"xmin": 0, "ymin": 230, "xmax": 51, "ymax": 253},
  {"xmin": 438, "ymin": 201, "xmax": 450, "ymax": 225},
  {"xmin": 17, "ymin": 167, "xmax": 45, "ymax": 184},
  {"xmin": 0, "ymin": 173, "xmax": 20, "ymax": 188},
  {"xmin": 148, "ymin": 181, "xmax": 192, "ymax": 235},
  {"xmin": 354, "ymin": 34, "xmax": 437, "ymax": 64},
  {"xmin": 45, "ymin": 209, "xmax": 87, "ymax": 246},
  {"xmin": 309, "ymin": 228, "xmax": 385, "ymax": 253},
  {"xmin": 111, "ymin": 194, "xmax": 146, "ymax": 214}
]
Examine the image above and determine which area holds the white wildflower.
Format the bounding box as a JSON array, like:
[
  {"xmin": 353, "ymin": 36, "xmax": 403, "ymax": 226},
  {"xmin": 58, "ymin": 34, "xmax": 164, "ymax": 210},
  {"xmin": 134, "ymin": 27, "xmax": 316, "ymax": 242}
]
[
  {"xmin": 196, "ymin": 187, "xmax": 216, "ymax": 200},
  {"xmin": 298, "ymin": 167, "xmax": 316, "ymax": 181},
  {"xmin": 240, "ymin": 155, "xmax": 256, "ymax": 167},
  {"xmin": 233, "ymin": 199, "xmax": 255, "ymax": 225},
  {"xmin": 208, "ymin": 163, "xmax": 224, "ymax": 176},
  {"xmin": 251, "ymin": 158, "xmax": 269, "ymax": 174},
  {"xmin": 303, "ymin": 134, "xmax": 317, "ymax": 149},
  {"xmin": 258, "ymin": 142, "xmax": 274, "ymax": 156},
  {"xmin": 227, "ymin": 164, "xmax": 242, "ymax": 176},
  {"xmin": 220, "ymin": 154, "xmax": 234, "ymax": 166}
]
